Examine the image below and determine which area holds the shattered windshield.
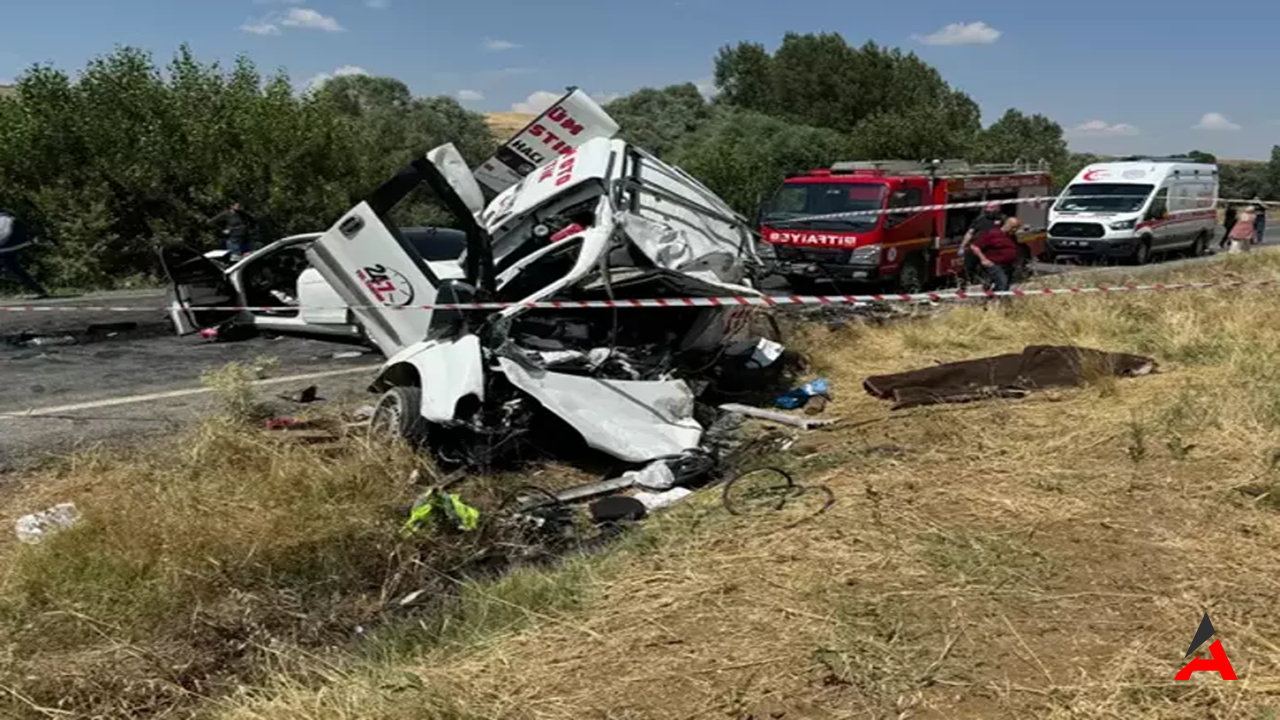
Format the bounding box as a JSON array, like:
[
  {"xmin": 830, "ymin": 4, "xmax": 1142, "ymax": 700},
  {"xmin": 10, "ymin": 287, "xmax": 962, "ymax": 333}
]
[
  {"xmin": 762, "ymin": 182, "xmax": 885, "ymax": 231},
  {"xmin": 1054, "ymin": 183, "xmax": 1153, "ymax": 213}
]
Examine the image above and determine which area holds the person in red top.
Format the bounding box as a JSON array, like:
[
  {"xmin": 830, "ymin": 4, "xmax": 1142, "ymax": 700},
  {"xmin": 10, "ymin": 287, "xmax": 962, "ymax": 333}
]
[{"xmin": 970, "ymin": 217, "xmax": 1021, "ymax": 292}]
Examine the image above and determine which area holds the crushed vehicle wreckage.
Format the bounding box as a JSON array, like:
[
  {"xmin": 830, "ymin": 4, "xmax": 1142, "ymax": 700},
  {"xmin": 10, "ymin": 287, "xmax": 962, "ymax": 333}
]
[{"xmin": 295, "ymin": 137, "xmax": 790, "ymax": 480}]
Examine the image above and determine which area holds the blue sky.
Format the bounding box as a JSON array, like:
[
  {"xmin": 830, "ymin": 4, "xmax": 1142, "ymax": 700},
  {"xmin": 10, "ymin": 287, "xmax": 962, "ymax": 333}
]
[{"xmin": 2, "ymin": 0, "xmax": 1277, "ymax": 159}]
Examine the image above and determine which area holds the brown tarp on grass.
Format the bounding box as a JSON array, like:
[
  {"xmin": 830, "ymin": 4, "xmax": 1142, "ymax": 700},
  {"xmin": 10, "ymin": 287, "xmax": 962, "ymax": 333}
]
[{"xmin": 863, "ymin": 345, "xmax": 1157, "ymax": 410}]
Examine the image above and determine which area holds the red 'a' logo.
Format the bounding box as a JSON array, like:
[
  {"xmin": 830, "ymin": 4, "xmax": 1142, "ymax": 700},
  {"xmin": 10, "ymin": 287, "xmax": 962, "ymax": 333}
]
[{"xmin": 1175, "ymin": 612, "xmax": 1237, "ymax": 681}]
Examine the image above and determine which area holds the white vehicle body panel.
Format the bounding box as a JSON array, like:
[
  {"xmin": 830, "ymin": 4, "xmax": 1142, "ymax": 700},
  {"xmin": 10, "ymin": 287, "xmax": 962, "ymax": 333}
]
[
  {"xmin": 472, "ymin": 88, "xmax": 620, "ymax": 196},
  {"xmin": 498, "ymin": 357, "xmax": 703, "ymax": 462},
  {"xmin": 306, "ymin": 202, "xmax": 445, "ymax": 357}
]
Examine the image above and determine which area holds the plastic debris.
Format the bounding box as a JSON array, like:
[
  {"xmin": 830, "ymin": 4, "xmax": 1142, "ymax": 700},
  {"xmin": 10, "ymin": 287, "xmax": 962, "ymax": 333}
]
[
  {"xmin": 15, "ymin": 502, "xmax": 80, "ymax": 544},
  {"xmin": 621, "ymin": 460, "xmax": 677, "ymax": 491},
  {"xmin": 726, "ymin": 338, "xmax": 785, "ymax": 369},
  {"xmin": 22, "ymin": 335, "xmax": 77, "ymax": 348},
  {"xmin": 719, "ymin": 403, "xmax": 840, "ymax": 430},
  {"xmin": 332, "ymin": 350, "xmax": 366, "ymax": 360},
  {"xmin": 402, "ymin": 488, "xmax": 481, "ymax": 536},
  {"xmin": 774, "ymin": 377, "xmax": 832, "ymax": 410},
  {"xmin": 633, "ymin": 487, "xmax": 694, "ymax": 511}
]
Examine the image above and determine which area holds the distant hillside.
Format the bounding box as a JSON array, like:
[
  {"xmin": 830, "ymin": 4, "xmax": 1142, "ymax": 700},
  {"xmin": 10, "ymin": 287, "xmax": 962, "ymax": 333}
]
[
  {"xmin": 484, "ymin": 112, "xmax": 534, "ymax": 141},
  {"xmin": 0, "ymin": 84, "xmax": 15, "ymax": 98}
]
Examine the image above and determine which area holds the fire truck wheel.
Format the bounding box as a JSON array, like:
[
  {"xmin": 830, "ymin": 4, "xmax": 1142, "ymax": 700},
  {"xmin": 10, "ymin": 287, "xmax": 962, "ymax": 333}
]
[{"xmin": 897, "ymin": 254, "xmax": 926, "ymax": 294}]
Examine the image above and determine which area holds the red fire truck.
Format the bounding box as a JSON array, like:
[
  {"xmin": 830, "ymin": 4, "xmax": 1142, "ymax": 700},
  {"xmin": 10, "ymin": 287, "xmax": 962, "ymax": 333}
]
[{"xmin": 760, "ymin": 159, "xmax": 1052, "ymax": 292}]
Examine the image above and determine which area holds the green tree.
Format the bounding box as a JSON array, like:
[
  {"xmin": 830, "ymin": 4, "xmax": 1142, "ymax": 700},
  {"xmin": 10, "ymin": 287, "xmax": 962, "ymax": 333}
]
[
  {"xmin": 603, "ymin": 83, "xmax": 714, "ymax": 157},
  {"xmin": 1219, "ymin": 163, "xmax": 1270, "ymax": 201},
  {"xmin": 970, "ymin": 109, "xmax": 1068, "ymax": 172},
  {"xmin": 0, "ymin": 45, "xmax": 494, "ymax": 290},
  {"xmin": 667, "ymin": 109, "xmax": 850, "ymax": 216},
  {"xmin": 712, "ymin": 33, "xmax": 980, "ymax": 144},
  {"xmin": 847, "ymin": 94, "xmax": 981, "ymax": 161}
]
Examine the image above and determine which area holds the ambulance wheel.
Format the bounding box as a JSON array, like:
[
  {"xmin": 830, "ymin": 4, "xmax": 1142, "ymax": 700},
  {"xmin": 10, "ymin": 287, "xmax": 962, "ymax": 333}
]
[
  {"xmin": 1129, "ymin": 237, "xmax": 1152, "ymax": 266},
  {"xmin": 1190, "ymin": 232, "xmax": 1208, "ymax": 258},
  {"xmin": 370, "ymin": 386, "xmax": 428, "ymax": 447},
  {"xmin": 897, "ymin": 255, "xmax": 926, "ymax": 294}
]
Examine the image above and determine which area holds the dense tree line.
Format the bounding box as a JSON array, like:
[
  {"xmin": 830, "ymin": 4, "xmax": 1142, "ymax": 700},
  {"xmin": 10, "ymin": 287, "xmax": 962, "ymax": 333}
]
[
  {"xmin": 1, "ymin": 36, "xmax": 1277, "ymax": 290},
  {"xmin": 0, "ymin": 46, "xmax": 495, "ymax": 289}
]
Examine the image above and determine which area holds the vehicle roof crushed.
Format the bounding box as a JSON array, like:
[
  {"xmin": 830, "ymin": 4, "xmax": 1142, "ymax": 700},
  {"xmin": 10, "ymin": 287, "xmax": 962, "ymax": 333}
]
[{"xmin": 304, "ymin": 137, "xmax": 784, "ymax": 488}]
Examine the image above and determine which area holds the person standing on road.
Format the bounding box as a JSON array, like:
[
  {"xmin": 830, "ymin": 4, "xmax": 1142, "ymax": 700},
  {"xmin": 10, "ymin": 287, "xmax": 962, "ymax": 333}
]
[
  {"xmin": 1220, "ymin": 203, "xmax": 1237, "ymax": 251},
  {"xmin": 1227, "ymin": 205, "xmax": 1258, "ymax": 254},
  {"xmin": 959, "ymin": 202, "xmax": 1004, "ymax": 286},
  {"xmin": 971, "ymin": 216, "xmax": 1022, "ymax": 293},
  {"xmin": 1252, "ymin": 197, "xmax": 1267, "ymax": 245},
  {"xmin": 0, "ymin": 208, "xmax": 49, "ymax": 298},
  {"xmin": 210, "ymin": 202, "xmax": 257, "ymax": 259}
]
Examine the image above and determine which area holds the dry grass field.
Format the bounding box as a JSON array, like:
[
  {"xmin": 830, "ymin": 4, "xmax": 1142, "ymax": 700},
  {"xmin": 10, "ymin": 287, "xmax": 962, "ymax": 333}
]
[{"xmin": 6, "ymin": 253, "xmax": 1280, "ymax": 719}]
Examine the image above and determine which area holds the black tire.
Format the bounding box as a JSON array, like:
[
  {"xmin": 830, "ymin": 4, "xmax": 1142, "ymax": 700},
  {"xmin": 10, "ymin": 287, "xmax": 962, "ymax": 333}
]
[
  {"xmin": 897, "ymin": 254, "xmax": 927, "ymax": 294},
  {"xmin": 370, "ymin": 386, "xmax": 428, "ymax": 446},
  {"xmin": 786, "ymin": 276, "xmax": 819, "ymax": 294},
  {"xmin": 1129, "ymin": 237, "xmax": 1152, "ymax": 266},
  {"xmin": 1189, "ymin": 232, "xmax": 1208, "ymax": 258}
]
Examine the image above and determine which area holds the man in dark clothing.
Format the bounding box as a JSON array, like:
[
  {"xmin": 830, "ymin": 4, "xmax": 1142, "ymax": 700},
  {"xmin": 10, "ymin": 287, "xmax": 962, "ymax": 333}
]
[
  {"xmin": 210, "ymin": 202, "xmax": 256, "ymax": 258},
  {"xmin": 1252, "ymin": 197, "xmax": 1267, "ymax": 245},
  {"xmin": 0, "ymin": 209, "xmax": 48, "ymax": 298},
  {"xmin": 959, "ymin": 202, "xmax": 1003, "ymax": 286},
  {"xmin": 1220, "ymin": 204, "xmax": 1237, "ymax": 251}
]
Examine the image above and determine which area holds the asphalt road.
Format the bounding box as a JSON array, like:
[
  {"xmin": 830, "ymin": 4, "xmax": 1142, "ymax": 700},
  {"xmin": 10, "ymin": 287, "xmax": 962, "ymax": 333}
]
[
  {"xmin": 1, "ymin": 225, "xmax": 1276, "ymax": 474},
  {"xmin": 0, "ymin": 293, "xmax": 380, "ymax": 472}
]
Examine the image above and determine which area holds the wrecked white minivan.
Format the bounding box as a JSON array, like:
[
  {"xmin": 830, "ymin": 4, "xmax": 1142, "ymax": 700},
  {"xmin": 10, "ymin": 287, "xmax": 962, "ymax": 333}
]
[{"xmin": 304, "ymin": 137, "xmax": 770, "ymax": 469}]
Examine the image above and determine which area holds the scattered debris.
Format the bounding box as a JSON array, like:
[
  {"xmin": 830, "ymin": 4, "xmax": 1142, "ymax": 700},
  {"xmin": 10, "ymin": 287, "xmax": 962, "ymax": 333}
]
[
  {"xmin": 721, "ymin": 467, "xmax": 835, "ymax": 521},
  {"xmin": 14, "ymin": 502, "xmax": 81, "ymax": 544},
  {"xmin": 775, "ymin": 377, "xmax": 832, "ymax": 411},
  {"xmin": 589, "ymin": 496, "xmax": 647, "ymax": 524},
  {"xmin": 332, "ymin": 350, "xmax": 366, "ymax": 360},
  {"xmin": 85, "ymin": 321, "xmax": 138, "ymax": 336},
  {"xmin": 863, "ymin": 345, "xmax": 1157, "ymax": 410},
  {"xmin": 719, "ymin": 403, "xmax": 840, "ymax": 430},
  {"xmin": 20, "ymin": 334, "xmax": 77, "ymax": 348},
  {"xmin": 402, "ymin": 488, "xmax": 481, "ymax": 536},
  {"xmin": 633, "ymin": 487, "xmax": 694, "ymax": 512},
  {"xmin": 278, "ymin": 385, "xmax": 320, "ymax": 404}
]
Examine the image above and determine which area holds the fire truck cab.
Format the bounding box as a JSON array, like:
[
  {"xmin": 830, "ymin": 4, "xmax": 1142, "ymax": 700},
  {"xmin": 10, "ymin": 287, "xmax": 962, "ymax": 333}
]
[{"xmin": 760, "ymin": 159, "xmax": 1052, "ymax": 292}]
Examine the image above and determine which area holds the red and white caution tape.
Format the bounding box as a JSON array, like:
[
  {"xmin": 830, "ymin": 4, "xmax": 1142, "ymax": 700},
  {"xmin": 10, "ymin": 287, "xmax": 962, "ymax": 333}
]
[
  {"xmin": 2, "ymin": 278, "xmax": 1277, "ymax": 313},
  {"xmin": 771, "ymin": 194, "xmax": 1274, "ymax": 226},
  {"xmin": 770, "ymin": 193, "xmax": 1234, "ymax": 225}
]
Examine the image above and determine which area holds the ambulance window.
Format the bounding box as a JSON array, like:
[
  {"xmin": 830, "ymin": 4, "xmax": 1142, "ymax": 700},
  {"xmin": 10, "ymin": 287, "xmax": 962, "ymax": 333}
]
[{"xmin": 1149, "ymin": 187, "xmax": 1170, "ymax": 218}]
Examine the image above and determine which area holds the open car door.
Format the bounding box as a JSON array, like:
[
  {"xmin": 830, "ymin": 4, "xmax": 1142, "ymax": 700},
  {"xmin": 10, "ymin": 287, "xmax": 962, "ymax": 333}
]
[
  {"xmin": 305, "ymin": 149, "xmax": 496, "ymax": 357},
  {"xmin": 157, "ymin": 245, "xmax": 242, "ymax": 335}
]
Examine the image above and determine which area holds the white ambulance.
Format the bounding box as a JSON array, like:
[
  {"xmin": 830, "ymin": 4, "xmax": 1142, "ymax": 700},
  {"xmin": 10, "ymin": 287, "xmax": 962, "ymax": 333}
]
[{"xmin": 1047, "ymin": 158, "xmax": 1218, "ymax": 264}]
